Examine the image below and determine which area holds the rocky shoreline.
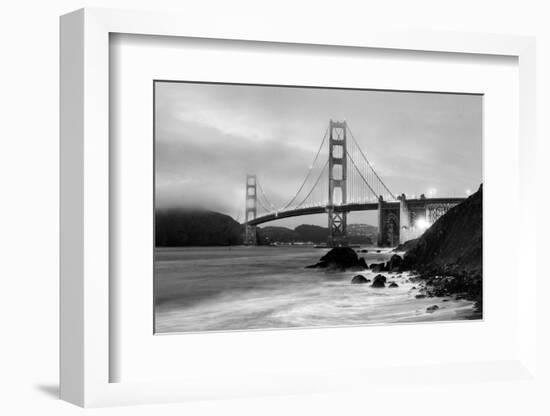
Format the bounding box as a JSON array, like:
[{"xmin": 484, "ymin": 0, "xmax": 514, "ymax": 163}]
[
  {"xmin": 307, "ymin": 246, "xmax": 480, "ymax": 318},
  {"xmin": 305, "ymin": 184, "xmax": 483, "ymax": 318},
  {"xmin": 401, "ymin": 185, "xmax": 483, "ymax": 315}
]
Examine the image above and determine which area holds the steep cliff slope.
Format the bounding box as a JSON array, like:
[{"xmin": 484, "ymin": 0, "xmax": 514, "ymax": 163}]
[{"xmin": 402, "ymin": 184, "xmax": 482, "ymax": 278}]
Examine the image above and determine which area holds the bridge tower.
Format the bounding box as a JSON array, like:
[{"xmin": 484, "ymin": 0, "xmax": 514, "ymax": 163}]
[
  {"xmin": 377, "ymin": 196, "xmax": 400, "ymax": 247},
  {"xmin": 244, "ymin": 174, "xmax": 257, "ymax": 245},
  {"xmin": 327, "ymin": 120, "xmax": 348, "ymax": 247}
]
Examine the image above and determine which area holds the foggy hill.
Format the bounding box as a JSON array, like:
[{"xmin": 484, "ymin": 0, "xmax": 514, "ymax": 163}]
[
  {"xmin": 155, "ymin": 208, "xmax": 378, "ymax": 246},
  {"xmin": 155, "ymin": 209, "xmax": 243, "ymax": 246}
]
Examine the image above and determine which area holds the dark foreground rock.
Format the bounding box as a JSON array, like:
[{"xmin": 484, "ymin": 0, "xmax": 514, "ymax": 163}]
[
  {"xmin": 388, "ymin": 254, "xmax": 403, "ymax": 271},
  {"xmin": 371, "ymin": 274, "xmax": 387, "ymax": 288},
  {"xmin": 369, "ymin": 255, "xmax": 403, "ymax": 273},
  {"xmin": 426, "ymin": 305, "xmax": 439, "ymax": 313},
  {"xmin": 392, "ymin": 238, "xmax": 418, "ymax": 253},
  {"xmin": 370, "ymin": 262, "xmax": 388, "ymax": 272},
  {"xmin": 389, "ymin": 282, "xmax": 399, "ymax": 288},
  {"xmin": 400, "ymin": 184, "xmax": 483, "ymax": 313},
  {"xmin": 351, "ymin": 275, "xmax": 369, "ymax": 284},
  {"xmin": 306, "ymin": 247, "xmax": 368, "ymax": 271}
]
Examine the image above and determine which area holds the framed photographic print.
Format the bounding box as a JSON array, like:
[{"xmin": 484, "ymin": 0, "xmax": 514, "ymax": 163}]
[
  {"xmin": 60, "ymin": 8, "xmax": 538, "ymax": 408},
  {"xmin": 153, "ymin": 81, "xmax": 483, "ymax": 334}
]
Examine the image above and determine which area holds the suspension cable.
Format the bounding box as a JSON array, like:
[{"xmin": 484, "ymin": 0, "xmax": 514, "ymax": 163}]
[
  {"xmin": 256, "ymin": 196, "xmax": 271, "ymax": 213},
  {"xmin": 281, "ymin": 125, "xmax": 330, "ymax": 210},
  {"xmin": 295, "ymin": 160, "xmax": 329, "ymax": 209},
  {"xmin": 346, "ymin": 150, "xmax": 380, "ymax": 200},
  {"xmin": 256, "ymin": 179, "xmax": 275, "ymax": 211},
  {"xmin": 346, "ymin": 123, "xmax": 396, "ymax": 199}
]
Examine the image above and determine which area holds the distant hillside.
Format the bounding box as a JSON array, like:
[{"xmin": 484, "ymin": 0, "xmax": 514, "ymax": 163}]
[
  {"xmin": 294, "ymin": 224, "xmax": 328, "ymax": 244},
  {"xmin": 347, "ymin": 223, "xmax": 377, "ymax": 245},
  {"xmin": 155, "ymin": 209, "xmax": 243, "ymax": 246},
  {"xmin": 257, "ymin": 226, "xmax": 298, "ymax": 244},
  {"xmin": 348, "ymin": 223, "xmax": 377, "ymax": 237},
  {"xmin": 258, "ymin": 223, "xmax": 376, "ymax": 245},
  {"xmin": 155, "ymin": 208, "xmax": 377, "ymax": 246}
]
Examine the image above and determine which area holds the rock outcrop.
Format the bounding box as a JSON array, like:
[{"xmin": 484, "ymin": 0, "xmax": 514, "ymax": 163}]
[
  {"xmin": 400, "ymin": 184, "xmax": 483, "ymax": 312},
  {"xmin": 387, "ymin": 254, "xmax": 403, "ymax": 271},
  {"xmin": 371, "ymin": 274, "xmax": 387, "ymax": 288},
  {"xmin": 307, "ymin": 247, "xmax": 368, "ymax": 271},
  {"xmin": 351, "ymin": 275, "xmax": 369, "ymax": 284},
  {"xmin": 401, "ymin": 185, "xmax": 482, "ymax": 278},
  {"xmin": 370, "ymin": 262, "xmax": 388, "ymax": 273}
]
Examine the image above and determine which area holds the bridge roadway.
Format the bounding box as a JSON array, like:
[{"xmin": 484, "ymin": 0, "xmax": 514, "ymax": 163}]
[{"xmin": 245, "ymin": 197, "xmax": 467, "ymax": 226}]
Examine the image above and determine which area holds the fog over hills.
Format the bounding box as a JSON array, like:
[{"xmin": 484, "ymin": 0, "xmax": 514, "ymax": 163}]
[{"xmin": 155, "ymin": 208, "xmax": 377, "ymax": 246}]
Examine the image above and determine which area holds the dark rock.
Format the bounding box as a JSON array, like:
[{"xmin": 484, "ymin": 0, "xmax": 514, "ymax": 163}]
[
  {"xmin": 393, "ymin": 238, "xmax": 419, "ymax": 253},
  {"xmin": 389, "ymin": 282, "xmax": 399, "ymax": 288},
  {"xmin": 426, "ymin": 305, "xmax": 439, "ymax": 313},
  {"xmin": 375, "ymin": 274, "xmax": 387, "ymax": 282},
  {"xmin": 411, "ymin": 286, "xmax": 417, "ymax": 290},
  {"xmin": 388, "ymin": 254, "xmax": 403, "ymax": 270},
  {"xmin": 370, "ymin": 262, "xmax": 387, "ymax": 272},
  {"xmin": 306, "ymin": 247, "xmax": 367, "ymax": 270},
  {"xmin": 351, "ymin": 275, "xmax": 369, "ymax": 284},
  {"xmin": 320, "ymin": 247, "xmax": 358, "ymax": 267},
  {"xmin": 415, "ymin": 294, "xmax": 426, "ymax": 299},
  {"xmin": 358, "ymin": 257, "xmax": 368, "ymax": 269},
  {"xmin": 371, "ymin": 274, "xmax": 387, "ymax": 288}
]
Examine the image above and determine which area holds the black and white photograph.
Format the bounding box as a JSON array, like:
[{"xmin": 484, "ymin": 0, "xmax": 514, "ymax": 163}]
[
  {"xmin": 4, "ymin": 0, "xmax": 547, "ymax": 413},
  {"xmin": 154, "ymin": 81, "xmax": 483, "ymax": 333}
]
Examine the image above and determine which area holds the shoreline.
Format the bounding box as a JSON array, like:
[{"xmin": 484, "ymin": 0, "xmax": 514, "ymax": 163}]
[{"xmin": 154, "ymin": 246, "xmax": 480, "ymax": 333}]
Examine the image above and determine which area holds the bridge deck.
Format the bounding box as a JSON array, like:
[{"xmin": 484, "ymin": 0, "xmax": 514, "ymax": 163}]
[{"xmin": 245, "ymin": 197, "xmax": 466, "ymax": 226}]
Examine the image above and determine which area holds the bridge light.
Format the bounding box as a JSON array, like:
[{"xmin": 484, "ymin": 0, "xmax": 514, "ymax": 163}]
[{"xmin": 415, "ymin": 218, "xmax": 430, "ymax": 231}]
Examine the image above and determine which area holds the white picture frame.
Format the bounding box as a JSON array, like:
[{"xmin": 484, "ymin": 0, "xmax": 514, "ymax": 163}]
[{"xmin": 60, "ymin": 7, "xmax": 538, "ymax": 407}]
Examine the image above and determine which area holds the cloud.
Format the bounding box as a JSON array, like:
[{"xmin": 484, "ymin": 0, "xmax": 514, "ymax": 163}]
[{"xmin": 155, "ymin": 82, "xmax": 482, "ymax": 225}]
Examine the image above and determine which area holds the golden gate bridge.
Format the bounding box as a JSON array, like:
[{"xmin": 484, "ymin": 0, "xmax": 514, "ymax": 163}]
[{"xmin": 244, "ymin": 120, "xmax": 466, "ymax": 247}]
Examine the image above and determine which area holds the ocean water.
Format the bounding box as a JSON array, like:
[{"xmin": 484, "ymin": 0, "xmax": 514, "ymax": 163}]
[{"xmin": 154, "ymin": 246, "xmax": 476, "ymax": 333}]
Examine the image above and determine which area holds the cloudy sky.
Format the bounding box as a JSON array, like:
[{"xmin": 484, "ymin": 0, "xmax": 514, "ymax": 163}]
[{"xmin": 155, "ymin": 82, "xmax": 482, "ymax": 227}]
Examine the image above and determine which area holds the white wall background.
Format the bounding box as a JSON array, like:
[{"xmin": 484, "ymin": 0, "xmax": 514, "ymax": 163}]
[{"xmin": 0, "ymin": 1, "xmax": 548, "ymax": 415}]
